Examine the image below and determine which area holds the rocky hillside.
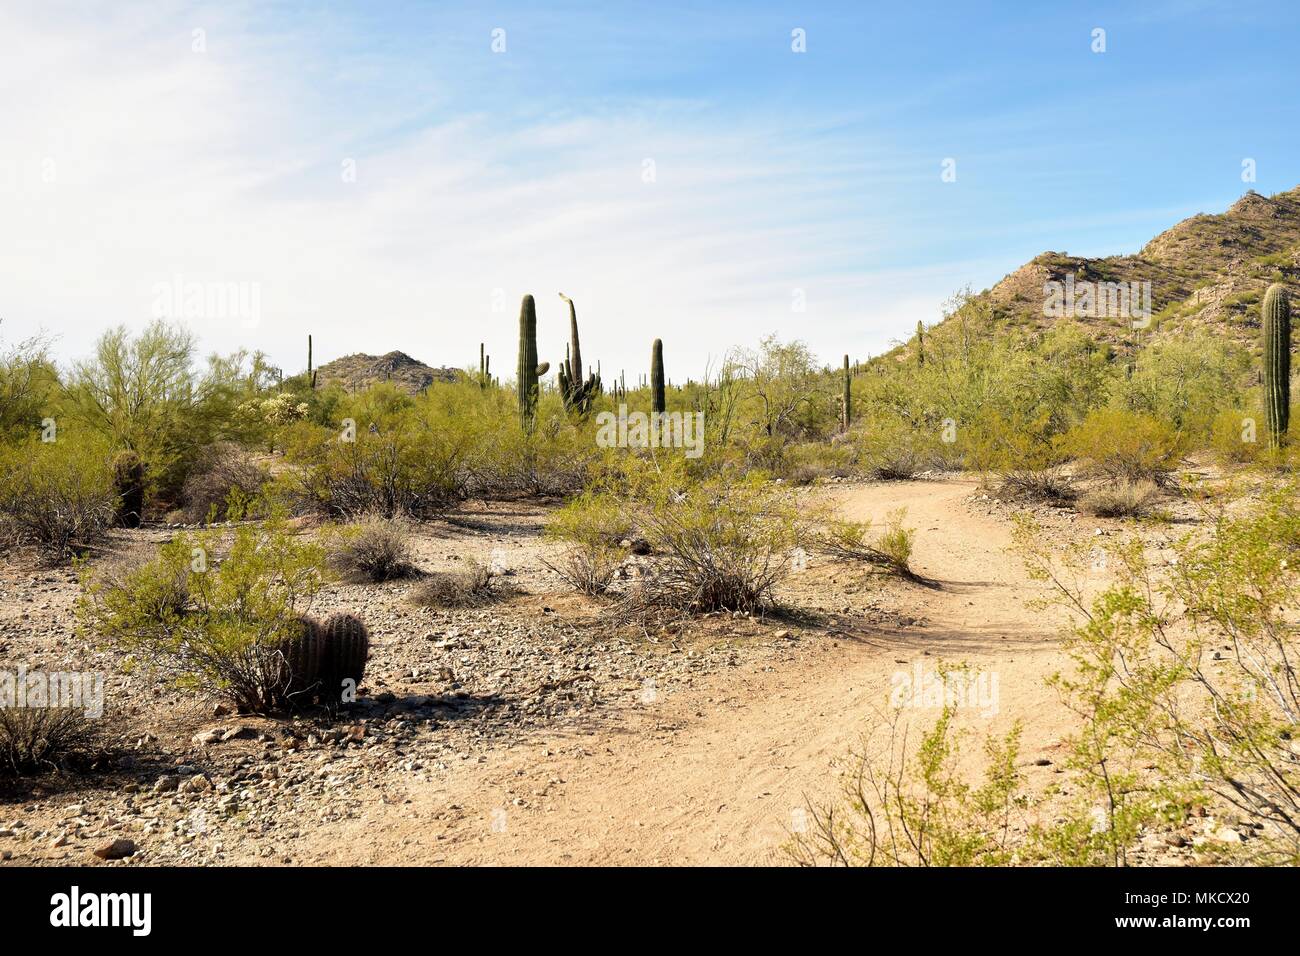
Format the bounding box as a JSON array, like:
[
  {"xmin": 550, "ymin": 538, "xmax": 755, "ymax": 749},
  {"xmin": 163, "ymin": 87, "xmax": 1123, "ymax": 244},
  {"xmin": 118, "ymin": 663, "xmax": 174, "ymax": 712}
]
[
  {"xmin": 921, "ymin": 186, "xmax": 1300, "ymax": 358},
  {"xmin": 314, "ymin": 350, "xmax": 463, "ymax": 393}
]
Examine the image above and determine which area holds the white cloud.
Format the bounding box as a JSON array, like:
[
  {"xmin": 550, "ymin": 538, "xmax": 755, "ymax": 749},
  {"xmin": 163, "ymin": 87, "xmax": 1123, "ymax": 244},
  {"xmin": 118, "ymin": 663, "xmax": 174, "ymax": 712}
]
[{"xmin": 0, "ymin": 3, "xmax": 977, "ymax": 381}]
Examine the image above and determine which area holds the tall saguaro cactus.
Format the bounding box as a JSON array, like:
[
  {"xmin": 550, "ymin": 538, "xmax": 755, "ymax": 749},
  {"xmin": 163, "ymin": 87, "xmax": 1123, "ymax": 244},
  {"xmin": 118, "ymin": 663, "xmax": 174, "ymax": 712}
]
[
  {"xmin": 1263, "ymin": 282, "xmax": 1291, "ymax": 448},
  {"xmin": 842, "ymin": 354, "xmax": 851, "ymax": 430},
  {"xmin": 916, "ymin": 321, "xmax": 925, "ymax": 368},
  {"xmin": 650, "ymin": 338, "xmax": 666, "ymax": 415},
  {"xmin": 557, "ymin": 293, "xmax": 600, "ymax": 414},
  {"xmin": 516, "ymin": 295, "xmax": 550, "ymax": 426},
  {"xmin": 308, "ymin": 334, "xmax": 317, "ymax": 389}
]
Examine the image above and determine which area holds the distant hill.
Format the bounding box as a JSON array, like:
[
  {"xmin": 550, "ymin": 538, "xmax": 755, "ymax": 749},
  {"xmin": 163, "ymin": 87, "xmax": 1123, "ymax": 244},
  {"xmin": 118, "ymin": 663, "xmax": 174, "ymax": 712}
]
[
  {"xmin": 313, "ymin": 350, "xmax": 463, "ymax": 393},
  {"xmin": 908, "ymin": 186, "xmax": 1300, "ymax": 361}
]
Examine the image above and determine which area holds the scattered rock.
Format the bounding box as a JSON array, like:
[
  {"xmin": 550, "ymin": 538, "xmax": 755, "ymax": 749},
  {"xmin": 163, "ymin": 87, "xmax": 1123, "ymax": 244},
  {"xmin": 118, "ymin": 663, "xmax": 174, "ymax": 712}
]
[{"xmin": 93, "ymin": 838, "xmax": 136, "ymax": 860}]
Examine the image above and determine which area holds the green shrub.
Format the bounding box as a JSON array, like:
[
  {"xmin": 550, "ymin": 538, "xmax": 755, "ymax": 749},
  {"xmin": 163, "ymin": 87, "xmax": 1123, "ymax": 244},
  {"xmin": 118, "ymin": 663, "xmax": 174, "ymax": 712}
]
[
  {"xmin": 544, "ymin": 491, "xmax": 630, "ymax": 595},
  {"xmin": 621, "ymin": 468, "xmax": 805, "ymax": 614},
  {"xmin": 79, "ymin": 513, "xmax": 327, "ymax": 712},
  {"xmin": 1061, "ymin": 407, "xmax": 1185, "ymax": 485},
  {"xmin": 1017, "ymin": 489, "xmax": 1300, "ymax": 864},
  {"xmin": 1209, "ymin": 408, "xmax": 1265, "ymax": 465},
  {"xmin": 0, "ymin": 434, "xmax": 116, "ymax": 557},
  {"xmin": 1113, "ymin": 331, "xmax": 1248, "ymax": 438},
  {"xmin": 179, "ymin": 442, "xmax": 269, "ymax": 523},
  {"xmin": 283, "ymin": 421, "xmax": 464, "ymax": 519},
  {"xmin": 789, "ymin": 708, "xmax": 1025, "ymax": 866},
  {"xmin": 0, "ymin": 332, "xmax": 57, "ymax": 444},
  {"xmin": 62, "ymin": 321, "xmax": 207, "ymax": 504},
  {"xmin": 816, "ymin": 509, "xmax": 917, "ymax": 579},
  {"xmin": 858, "ymin": 418, "xmax": 941, "ymax": 480}
]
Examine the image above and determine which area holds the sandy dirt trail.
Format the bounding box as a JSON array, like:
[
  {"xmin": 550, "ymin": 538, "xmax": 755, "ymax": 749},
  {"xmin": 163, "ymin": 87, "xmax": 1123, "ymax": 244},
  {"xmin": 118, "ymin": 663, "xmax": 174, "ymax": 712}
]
[{"xmin": 281, "ymin": 479, "xmax": 1078, "ymax": 866}]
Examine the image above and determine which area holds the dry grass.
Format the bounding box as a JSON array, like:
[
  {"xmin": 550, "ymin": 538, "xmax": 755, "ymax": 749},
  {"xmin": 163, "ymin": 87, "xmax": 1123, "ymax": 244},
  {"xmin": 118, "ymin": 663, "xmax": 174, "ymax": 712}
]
[
  {"xmin": 327, "ymin": 516, "xmax": 418, "ymax": 583},
  {"xmin": 410, "ymin": 560, "xmax": 511, "ymax": 608},
  {"xmin": 544, "ymin": 545, "xmax": 621, "ymax": 596},
  {"xmin": 997, "ymin": 469, "xmax": 1077, "ymax": 506},
  {"xmin": 1077, "ymin": 480, "xmax": 1161, "ymax": 518},
  {"xmin": 0, "ymin": 707, "xmax": 98, "ymax": 775}
]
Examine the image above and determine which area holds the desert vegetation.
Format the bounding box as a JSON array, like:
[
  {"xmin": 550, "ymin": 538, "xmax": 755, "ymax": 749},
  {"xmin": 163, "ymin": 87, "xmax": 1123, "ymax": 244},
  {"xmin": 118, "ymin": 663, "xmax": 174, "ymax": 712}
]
[{"xmin": 3, "ymin": 209, "xmax": 1300, "ymax": 869}]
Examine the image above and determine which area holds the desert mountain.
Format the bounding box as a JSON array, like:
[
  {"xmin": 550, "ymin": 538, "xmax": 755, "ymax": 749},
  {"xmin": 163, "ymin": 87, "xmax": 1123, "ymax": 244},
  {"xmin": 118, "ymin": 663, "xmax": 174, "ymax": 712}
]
[
  {"xmin": 933, "ymin": 186, "xmax": 1300, "ymax": 357},
  {"xmin": 313, "ymin": 350, "xmax": 463, "ymax": 394}
]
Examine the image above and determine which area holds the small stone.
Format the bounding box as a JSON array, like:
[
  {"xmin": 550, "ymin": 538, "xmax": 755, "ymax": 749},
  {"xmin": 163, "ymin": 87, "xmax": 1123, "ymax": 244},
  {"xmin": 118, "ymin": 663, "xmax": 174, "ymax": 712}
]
[
  {"xmin": 93, "ymin": 838, "xmax": 136, "ymax": 860},
  {"xmin": 191, "ymin": 729, "xmax": 223, "ymax": 746},
  {"xmin": 153, "ymin": 775, "xmax": 179, "ymax": 793},
  {"xmin": 1213, "ymin": 826, "xmax": 1244, "ymax": 843},
  {"xmin": 181, "ymin": 774, "xmax": 213, "ymax": 794}
]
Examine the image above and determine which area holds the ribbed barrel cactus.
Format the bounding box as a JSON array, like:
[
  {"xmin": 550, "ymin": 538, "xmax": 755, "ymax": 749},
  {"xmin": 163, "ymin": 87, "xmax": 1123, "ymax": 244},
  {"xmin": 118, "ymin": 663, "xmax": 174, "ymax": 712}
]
[{"xmin": 277, "ymin": 612, "xmax": 370, "ymax": 710}]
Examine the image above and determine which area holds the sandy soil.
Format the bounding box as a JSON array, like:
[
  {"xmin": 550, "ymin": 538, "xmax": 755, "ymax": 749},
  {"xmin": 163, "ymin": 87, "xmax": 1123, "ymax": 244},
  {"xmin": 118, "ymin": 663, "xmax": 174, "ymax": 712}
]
[
  {"xmin": 225, "ymin": 478, "xmax": 1080, "ymax": 865},
  {"xmin": 9, "ymin": 476, "xmax": 1194, "ymax": 867}
]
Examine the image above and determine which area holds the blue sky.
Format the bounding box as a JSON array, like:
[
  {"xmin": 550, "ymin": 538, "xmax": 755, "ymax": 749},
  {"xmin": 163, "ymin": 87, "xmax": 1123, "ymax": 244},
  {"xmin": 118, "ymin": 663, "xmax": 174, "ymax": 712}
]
[{"xmin": 2, "ymin": 0, "xmax": 1299, "ymax": 379}]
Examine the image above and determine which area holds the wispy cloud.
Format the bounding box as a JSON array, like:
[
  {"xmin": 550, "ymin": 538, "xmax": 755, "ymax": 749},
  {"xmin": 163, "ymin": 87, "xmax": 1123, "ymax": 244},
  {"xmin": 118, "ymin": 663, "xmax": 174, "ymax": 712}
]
[{"xmin": 2, "ymin": 1, "xmax": 1296, "ymax": 379}]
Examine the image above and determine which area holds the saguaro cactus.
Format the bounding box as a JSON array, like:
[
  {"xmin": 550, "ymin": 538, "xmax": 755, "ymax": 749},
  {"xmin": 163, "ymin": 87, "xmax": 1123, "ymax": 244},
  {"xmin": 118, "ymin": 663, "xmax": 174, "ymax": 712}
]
[
  {"xmin": 916, "ymin": 321, "xmax": 925, "ymax": 368},
  {"xmin": 842, "ymin": 354, "xmax": 852, "ymax": 430},
  {"xmin": 516, "ymin": 295, "xmax": 549, "ymax": 425},
  {"xmin": 557, "ymin": 293, "xmax": 601, "ymax": 414},
  {"xmin": 651, "ymin": 339, "xmax": 666, "ymax": 415},
  {"xmin": 1263, "ymin": 282, "xmax": 1291, "ymax": 448}
]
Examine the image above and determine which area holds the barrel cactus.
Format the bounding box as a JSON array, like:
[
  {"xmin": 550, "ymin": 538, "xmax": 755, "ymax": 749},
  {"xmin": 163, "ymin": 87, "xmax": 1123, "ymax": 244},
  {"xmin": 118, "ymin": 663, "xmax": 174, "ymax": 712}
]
[
  {"xmin": 651, "ymin": 339, "xmax": 666, "ymax": 415},
  {"xmin": 318, "ymin": 613, "xmax": 369, "ymax": 707},
  {"xmin": 111, "ymin": 450, "xmax": 145, "ymax": 529},
  {"xmin": 276, "ymin": 612, "xmax": 370, "ymax": 710}
]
